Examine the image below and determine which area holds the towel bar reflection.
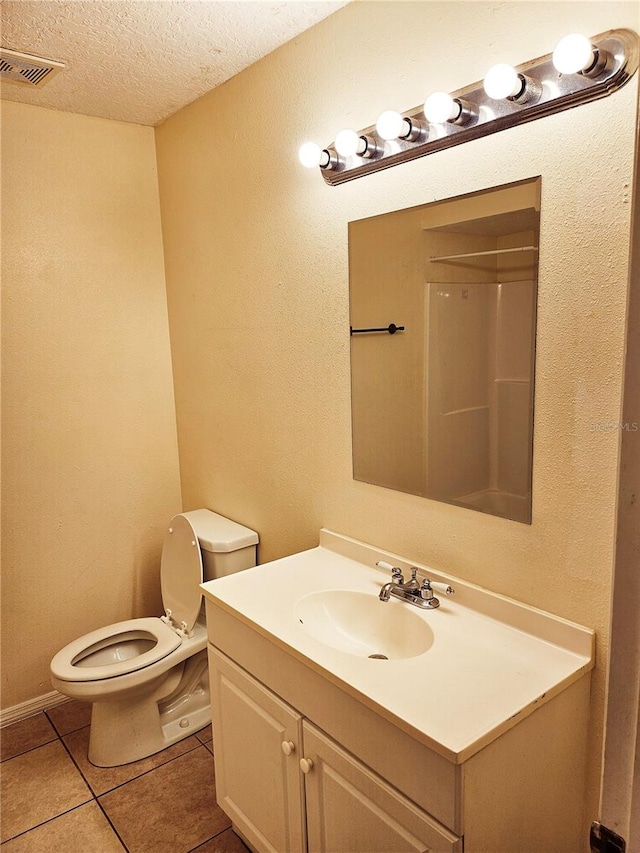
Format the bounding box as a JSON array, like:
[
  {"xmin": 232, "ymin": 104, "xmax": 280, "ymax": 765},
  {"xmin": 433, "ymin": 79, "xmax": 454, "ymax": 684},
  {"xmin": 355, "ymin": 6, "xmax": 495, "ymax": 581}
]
[{"xmin": 350, "ymin": 324, "xmax": 405, "ymax": 335}]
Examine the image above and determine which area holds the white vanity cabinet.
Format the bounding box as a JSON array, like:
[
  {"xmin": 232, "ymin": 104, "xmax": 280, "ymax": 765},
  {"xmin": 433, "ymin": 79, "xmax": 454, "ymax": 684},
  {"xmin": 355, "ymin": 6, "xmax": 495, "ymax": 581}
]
[
  {"xmin": 301, "ymin": 722, "xmax": 460, "ymax": 853},
  {"xmin": 208, "ymin": 647, "xmax": 305, "ymax": 853},
  {"xmin": 202, "ymin": 531, "xmax": 594, "ymax": 852},
  {"xmin": 209, "ymin": 647, "xmax": 461, "ymax": 853}
]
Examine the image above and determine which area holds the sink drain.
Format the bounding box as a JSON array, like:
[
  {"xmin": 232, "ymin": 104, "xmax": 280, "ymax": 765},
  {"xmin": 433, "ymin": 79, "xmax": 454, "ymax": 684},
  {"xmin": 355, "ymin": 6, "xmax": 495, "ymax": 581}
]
[{"xmin": 368, "ymin": 653, "xmax": 389, "ymax": 660}]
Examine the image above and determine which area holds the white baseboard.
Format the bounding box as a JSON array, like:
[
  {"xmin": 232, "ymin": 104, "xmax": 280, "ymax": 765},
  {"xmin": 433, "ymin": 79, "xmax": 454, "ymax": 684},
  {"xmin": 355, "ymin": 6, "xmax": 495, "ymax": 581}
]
[{"xmin": 1, "ymin": 691, "xmax": 70, "ymax": 727}]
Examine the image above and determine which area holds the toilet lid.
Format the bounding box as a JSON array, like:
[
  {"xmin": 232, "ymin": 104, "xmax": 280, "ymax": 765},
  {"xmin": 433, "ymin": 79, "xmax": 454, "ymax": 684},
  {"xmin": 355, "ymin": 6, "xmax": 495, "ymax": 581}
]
[{"xmin": 160, "ymin": 514, "xmax": 203, "ymax": 632}]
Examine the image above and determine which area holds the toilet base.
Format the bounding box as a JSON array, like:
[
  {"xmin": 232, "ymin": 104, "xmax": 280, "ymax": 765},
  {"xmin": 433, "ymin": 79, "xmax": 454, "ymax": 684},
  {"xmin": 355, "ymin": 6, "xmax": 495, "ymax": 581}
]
[{"xmin": 88, "ymin": 649, "xmax": 211, "ymax": 767}]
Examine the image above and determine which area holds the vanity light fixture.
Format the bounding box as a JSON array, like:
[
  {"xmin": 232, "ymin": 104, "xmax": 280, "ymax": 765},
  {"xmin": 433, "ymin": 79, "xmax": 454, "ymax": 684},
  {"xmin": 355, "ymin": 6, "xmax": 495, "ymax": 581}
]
[
  {"xmin": 552, "ymin": 33, "xmax": 611, "ymax": 76},
  {"xmin": 423, "ymin": 91, "xmax": 477, "ymax": 125},
  {"xmin": 375, "ymin": 110, "xmax": 425, "ymax": 142},
  {"xmin": 483, "ymin": 64, "xmax": 543, "ymax": 104},
  {"xmin": 298, "ymin": 142, "xmax": 329, "ymax": 169},
  {"xmin": 298, "ymin": 141, "xmax": 340, "ymax": 171},
  {"xmin": 299, "ymin": 27, "xmax": 638, "ymax": 185},
  {"xmin": 334, "ymin": 129, "xmax": 382, "ymax": 159},
  {"xmin": 375, "ymin": 110, "xmax": 406, "ymax": 140},
  {"xmin": 334, "ymin": 129, "xmax": 361, "ymax": 157}
]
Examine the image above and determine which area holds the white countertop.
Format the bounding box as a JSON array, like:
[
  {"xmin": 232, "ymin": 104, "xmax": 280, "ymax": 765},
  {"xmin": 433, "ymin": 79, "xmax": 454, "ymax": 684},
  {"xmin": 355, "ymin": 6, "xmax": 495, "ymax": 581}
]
[{"xmin": 201, "ymin": 530, "xmax": 594, "ymax": 763}]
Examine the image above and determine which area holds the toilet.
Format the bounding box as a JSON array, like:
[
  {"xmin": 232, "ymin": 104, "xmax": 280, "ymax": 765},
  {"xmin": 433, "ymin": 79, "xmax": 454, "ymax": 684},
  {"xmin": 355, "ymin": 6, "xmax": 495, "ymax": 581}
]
[{"xmin": 50, "ymin": 509, "xmax": 258, "ymax": 767}]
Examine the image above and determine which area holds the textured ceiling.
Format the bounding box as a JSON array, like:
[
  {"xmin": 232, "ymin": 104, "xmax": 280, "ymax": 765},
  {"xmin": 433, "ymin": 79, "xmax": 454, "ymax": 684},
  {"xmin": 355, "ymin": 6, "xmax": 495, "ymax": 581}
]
[{"xmin": 0, "ymin": 0, "xmax": 348, "ymax": 126}]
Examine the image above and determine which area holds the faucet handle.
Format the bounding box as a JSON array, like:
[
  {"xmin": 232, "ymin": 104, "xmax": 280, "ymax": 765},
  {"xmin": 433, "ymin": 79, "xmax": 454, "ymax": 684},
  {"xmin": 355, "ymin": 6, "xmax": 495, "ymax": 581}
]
[
  {"xmin": 376, "ymin": 561, "xmax": 405, "ymax": 584},
  {"xmin": 428, "ymin": 580, "xmax": 455, "ymax": 596},
  {"xmin": 419, "ymin": 578, "xmax": 435, "ymax": 600}
]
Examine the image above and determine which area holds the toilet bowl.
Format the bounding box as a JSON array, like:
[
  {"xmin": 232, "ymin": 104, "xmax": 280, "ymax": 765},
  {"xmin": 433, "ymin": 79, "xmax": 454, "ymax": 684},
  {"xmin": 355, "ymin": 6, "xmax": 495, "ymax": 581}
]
[{"xmin": 50, "ymin": 509, "xmax": 258, "ymax": 767}]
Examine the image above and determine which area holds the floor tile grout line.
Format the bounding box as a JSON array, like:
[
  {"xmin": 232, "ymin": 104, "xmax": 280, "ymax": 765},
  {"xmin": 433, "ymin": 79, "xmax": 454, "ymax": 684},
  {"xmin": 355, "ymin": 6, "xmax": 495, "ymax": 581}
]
[
  {"xmin": 58, "ymin": 728, "xmax": 103, "ymax": 798},
  {"xmin": 94, "ymin": 796, "xmax": 131, "ymax": 853},
  {"xmin": 0, "ymin": 797, "xmax": 95, "ymax": 845},
  {"xmin": 0, "ymin": 710, "xmax": 62, "ymax": 764},
  {"xmin": 0, "ymin": 736, "xmax": 59, "ymax": 765},
  {"xmin": 94, "ymin": 742, "xmax": 224, "ymax": 853},
  {"xmin": 95, "ymin": 744, "xmax": 225, "ymax": 851},
  {"xmin": 2, "ymin": 710, "xmax": 228, "ymax": 852},
  {"xmin": 97, "ymin": 740, "xmax": 214, "ymax": 797},
  {"xmin": 59, "ymin": 726, "xmax": 209, "ymax": 799},
  {"xmin": 7, "ymin": 722, "xmax": 130, "ymax": 851},
  {"xmin": 3, "ymin": 725, "xmax": 128, "ymax": 851},
  {"xmin": 44, "ymin": 707, "xmax": 89, "ymax": 740},
  {"xmin": 0, "ymin": 724, "xmax": 94, "ymax": 845},
  {"xmin": 185, "ymin": 824, "xmax": 239, "ymax": 853}
]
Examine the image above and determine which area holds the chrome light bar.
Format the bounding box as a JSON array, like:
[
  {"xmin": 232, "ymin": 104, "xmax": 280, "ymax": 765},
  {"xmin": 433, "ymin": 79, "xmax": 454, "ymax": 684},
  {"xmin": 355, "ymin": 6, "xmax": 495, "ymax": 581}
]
[{"xmin": 300, "ymin": 29, "xmax": 638, "ymax": 187}]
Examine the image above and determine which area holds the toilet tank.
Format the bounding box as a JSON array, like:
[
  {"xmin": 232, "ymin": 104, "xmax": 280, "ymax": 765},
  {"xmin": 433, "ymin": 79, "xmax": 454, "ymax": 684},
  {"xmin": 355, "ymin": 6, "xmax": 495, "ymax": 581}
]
[{"xmin": 182, "ymin": 508, "xmax": 258, "ymax": 580}]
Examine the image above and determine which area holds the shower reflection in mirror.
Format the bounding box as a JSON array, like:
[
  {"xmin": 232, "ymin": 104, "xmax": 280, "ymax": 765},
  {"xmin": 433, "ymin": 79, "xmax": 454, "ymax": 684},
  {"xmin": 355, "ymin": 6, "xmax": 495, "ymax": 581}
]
[{"xmin": 349, "ymin": 177, "xmax": 540, "ymax": 524}]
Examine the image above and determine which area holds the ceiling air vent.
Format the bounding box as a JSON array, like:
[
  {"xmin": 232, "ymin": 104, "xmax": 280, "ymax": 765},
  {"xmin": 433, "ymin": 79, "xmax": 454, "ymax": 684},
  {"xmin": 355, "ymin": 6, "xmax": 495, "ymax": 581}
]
[{"xmin": 0, "ymin": 47, "xmax": 65, "ymax": 88}]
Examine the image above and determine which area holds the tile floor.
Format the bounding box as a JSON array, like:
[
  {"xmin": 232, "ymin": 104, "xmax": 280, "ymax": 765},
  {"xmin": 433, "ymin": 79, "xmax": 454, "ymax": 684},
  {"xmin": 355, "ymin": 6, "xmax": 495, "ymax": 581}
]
[{"xmin": 0, "ymin": 700, "xmax": 251, "ymax": 853}]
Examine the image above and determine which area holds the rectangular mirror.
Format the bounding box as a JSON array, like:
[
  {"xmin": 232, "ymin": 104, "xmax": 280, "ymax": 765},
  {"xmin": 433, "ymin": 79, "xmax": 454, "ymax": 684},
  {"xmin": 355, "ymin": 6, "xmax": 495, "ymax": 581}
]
[{"xmin": 349, "ymin": 177, "xmax": 540, "ymax": 524}]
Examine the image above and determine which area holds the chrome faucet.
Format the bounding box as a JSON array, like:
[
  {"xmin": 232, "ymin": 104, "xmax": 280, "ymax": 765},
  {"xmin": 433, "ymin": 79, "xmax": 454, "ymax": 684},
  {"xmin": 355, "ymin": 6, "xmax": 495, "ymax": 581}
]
[
  {"xmin": 376, "ymin": 562, "xmax": 455, "ymax": 610},
  {"xmin": 378, "ymin": 565, "xmax": 406, "ymax": 601}
]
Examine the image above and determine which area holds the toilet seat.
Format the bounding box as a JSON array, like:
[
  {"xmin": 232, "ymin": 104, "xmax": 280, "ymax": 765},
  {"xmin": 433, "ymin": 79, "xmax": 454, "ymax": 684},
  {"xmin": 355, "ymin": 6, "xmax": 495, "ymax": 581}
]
[
  {"xmin": 51, "ymin": 516, "xmax": 206, "ymax": 686},
  {"xmin": 50, "ymin": 617, "xmax": 182, "ymax": 683}
]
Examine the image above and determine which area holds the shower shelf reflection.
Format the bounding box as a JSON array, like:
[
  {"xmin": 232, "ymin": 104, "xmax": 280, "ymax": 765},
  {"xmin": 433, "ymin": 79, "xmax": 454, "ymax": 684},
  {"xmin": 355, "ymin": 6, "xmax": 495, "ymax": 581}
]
[{"xmin": 430, "ymin": 246, "xmax": 538, "ymax": 262}]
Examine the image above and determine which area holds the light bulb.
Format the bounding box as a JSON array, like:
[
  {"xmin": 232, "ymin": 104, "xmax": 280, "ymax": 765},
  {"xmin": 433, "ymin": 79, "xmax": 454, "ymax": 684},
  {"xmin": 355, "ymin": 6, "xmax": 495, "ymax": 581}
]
[
  {"xmin": 552, "ymin": 33, "xmax": 594, "ymax": 74},
  {"xmin": 298, "ymin": 142, "xmax": 322, "ymax": 169},
  {"xmin": 424, "ymin": 92, "xmax": 460, "ymax": 124},
  {"xmin": 335, "ymin": 129, "xmax": 361, "ymax": 157},
  {"xmin": 298, "ymin": 142, "xmax": 331, "ymax": 169},
  {"xmin": 376, "ymin": 110, "xmax": 406, "ymax": 141},
  {"xmin": 483, "ymin": 64, "xmax": 522, "ymax": 100}
]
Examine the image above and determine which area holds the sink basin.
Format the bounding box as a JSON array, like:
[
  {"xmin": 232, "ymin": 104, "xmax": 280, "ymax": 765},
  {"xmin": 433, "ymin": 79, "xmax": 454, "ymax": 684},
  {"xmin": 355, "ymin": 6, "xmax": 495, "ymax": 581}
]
[{"xmin": 294, "ymin": 590, "xmax": 434, "ymax": 660}]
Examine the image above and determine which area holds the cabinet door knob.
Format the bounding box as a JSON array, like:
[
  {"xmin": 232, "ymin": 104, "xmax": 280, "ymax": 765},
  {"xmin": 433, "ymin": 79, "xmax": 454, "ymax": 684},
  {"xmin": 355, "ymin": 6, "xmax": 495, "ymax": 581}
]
[
  {"xmin": 281, "ymin": 741, "xmax": 296, "ymax": 756},
  {"xmin": 299, "ymin": 757, "xmax": 314, "ymax": 774}
]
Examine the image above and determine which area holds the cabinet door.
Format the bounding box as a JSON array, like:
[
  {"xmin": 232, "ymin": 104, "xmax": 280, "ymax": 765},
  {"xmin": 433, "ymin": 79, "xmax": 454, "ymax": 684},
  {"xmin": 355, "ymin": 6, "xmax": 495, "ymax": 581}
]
[
  {"xmin": 208, "ymin": 648, "xmax": 306, "ymax": 853},
  {"xmin": 301, "ymin": 722, "xmax": 461, "ymax": 853}
]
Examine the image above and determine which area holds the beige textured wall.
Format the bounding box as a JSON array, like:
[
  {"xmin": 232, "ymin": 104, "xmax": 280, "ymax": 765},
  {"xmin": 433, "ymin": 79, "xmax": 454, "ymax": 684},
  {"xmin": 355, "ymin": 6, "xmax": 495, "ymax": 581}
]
[
  {"xmin": 1, "ymin": 102, "xmax": 182, "ymax": 708},
  {"xmin": 155, "ymin": 0, "xmax": 637, "ymax": 830}
]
